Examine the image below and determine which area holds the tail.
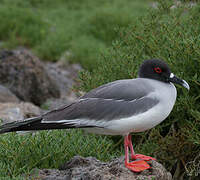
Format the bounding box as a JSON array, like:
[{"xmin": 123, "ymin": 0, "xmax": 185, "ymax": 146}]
[
  {"xmin": 0, "ymin": 101, "xmax": 100, "ymax": 134},
  {"xmin": 0, "ymin": 116, "xmax": 95, "ymax": 134},
  {"xmin": 0, "ymin": 116, "xmax": 74, "ymax": 134},
  {"xmin": 0, "ymin": 117, "xmax": 39, "ymax": 134}
]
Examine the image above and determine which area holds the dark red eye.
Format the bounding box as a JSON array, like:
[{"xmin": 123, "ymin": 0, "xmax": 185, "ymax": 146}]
[{"xmin": 154, "ymin": 67, "xmax": 162, "ymax": 73}]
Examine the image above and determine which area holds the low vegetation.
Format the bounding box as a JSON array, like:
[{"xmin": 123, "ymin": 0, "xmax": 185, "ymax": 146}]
[
  {"xmin": 0, "ymin": 129, "xmax": 122, "ymax": 178},
  {"xmin": 0, "ymin": 0, "xmax": 150, "ymax": 70},
  {"xmin": 79, "ymin": 1, "xmax": 200, "ymax": 178}
]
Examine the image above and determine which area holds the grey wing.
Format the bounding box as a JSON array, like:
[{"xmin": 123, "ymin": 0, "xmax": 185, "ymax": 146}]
[
  {"xmin": 41, "ymin": 78, "xmax": 158, "ymax": 127},
  {"xmin": 81, "ymin": 78, "xmax": 155, "ymax": 101},
  {"xmin": 41, "ymin": 96, "xmax": 159, "ymax": 127}
]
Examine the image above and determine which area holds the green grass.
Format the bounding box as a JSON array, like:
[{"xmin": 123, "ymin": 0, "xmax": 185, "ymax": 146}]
[
  {"xmin": 0, "ymin": 129, "xmax": 123, "ymax": 178},
  {"xmin": 0, "ymin": 0, "xmax": 150, "ymax": 70},
  {"xmin": 0, "ymin": 4, "xmax": 48, "ymax": 48},
  {"xmin": 78, "ymin": 0, "xmax": 200, "ymax": 178}
]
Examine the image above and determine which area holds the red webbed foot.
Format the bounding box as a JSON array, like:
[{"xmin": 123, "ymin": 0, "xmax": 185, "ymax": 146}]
[
  {"xmin": 125, "ymin": 160, "xmax": 150, "ymax": 172},
  {"xmin": 132, "ymin": 154, "xmax": 156, "ymax": 161}
]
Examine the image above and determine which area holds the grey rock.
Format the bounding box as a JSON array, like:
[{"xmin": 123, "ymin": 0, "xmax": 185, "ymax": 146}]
[
  {"xmin": 45, "ymin": 62, "xmax": 73, "ymax": 97},
  {"xmin": 0, "ymin": 49, "xmax": 60, "ymax": 106},
  {"xmin": 45, "ymin": 61, "xmax": 81, "ymax": 97},
  {"xmin": 33, "ymin": 156, "xmax": 172, "ymax": 180},
  {"xmin": 43, "ymin": 61, "xmax": 80, "ymax": 111},
  {"xmin": 0, "ymin": 102, "xmax": 41, "ymax": 124},
  {"xmin": 0, "ymin": 85, "xmax": 19, "ymax": 103}
]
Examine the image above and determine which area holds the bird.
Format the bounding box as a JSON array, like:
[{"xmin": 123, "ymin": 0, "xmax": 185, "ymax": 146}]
[{"xmin": 0, "ymin": 59, "xmax": 189, "ymax": 172}]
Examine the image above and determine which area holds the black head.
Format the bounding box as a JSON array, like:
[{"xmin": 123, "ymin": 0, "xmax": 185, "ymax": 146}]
[
  {"xmin": 138, "ymin": 59, "xmax": 171, "ymax": 83},
  {"xmin": 138, "ymin": 59, "xmax": 190, "ymax": 90}
]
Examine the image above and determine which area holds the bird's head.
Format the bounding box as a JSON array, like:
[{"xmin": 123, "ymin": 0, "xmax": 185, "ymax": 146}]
[{"xmin": 138, "ymin": 59, "xmax": 190, "ymax": 90}]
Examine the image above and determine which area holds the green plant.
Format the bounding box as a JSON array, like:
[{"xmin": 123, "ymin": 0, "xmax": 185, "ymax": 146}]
[
  {"xmin": 0, "ymin": 0, "xmax": 150, "ymax": 70},
  {"xmin": 0, "ymin": 129, "xmax": 122, "ymax": 177},
  {"xmin": 78, "ymin": 1, "xmax": 200, "ymax": 178},
  {"xmin": 0, "ymin": 5, "xmax": 48, "ymax": 48}
]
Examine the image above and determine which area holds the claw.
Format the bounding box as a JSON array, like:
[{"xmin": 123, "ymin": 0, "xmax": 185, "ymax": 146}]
[
  {"xmin": 132, "ymin": 154, "xmax": 156, "ymax": 161},
  {"xmin": 125, "ymin": 160, "xmax": 151, "ymax": 172}
]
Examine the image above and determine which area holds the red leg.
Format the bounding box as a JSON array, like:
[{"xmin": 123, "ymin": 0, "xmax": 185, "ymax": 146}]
[
  {"xmin": 128, "ymin": 134, "xmax": 156, "ymax": 161},
  {"xmin": 128, "ymin": 134, "xmax": 135, "ymax": 159},
  {"xmin": 124, "ymin": 134, "xmax": 150, "ymax": 172},
  {"xmin": 124, "ymin": 135, "xmax": 130, "ymax": 163}
]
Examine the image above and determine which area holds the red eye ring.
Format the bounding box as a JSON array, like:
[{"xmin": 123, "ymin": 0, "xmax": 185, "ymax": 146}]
[{"xmin": 154, "ymin": 67, "xmax": 162, "ymax": 73}]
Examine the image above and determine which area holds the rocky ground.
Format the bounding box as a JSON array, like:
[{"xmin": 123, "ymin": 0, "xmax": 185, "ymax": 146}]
[
  {"xmin": 28, "ymin": 156, "xmax": 172, "ymax": 180},
  {"xmin": 0, "ymin": 49, "xmax": 172, "ymax": 180},
  {"xmin": 0, "ymin": 48, "xmax": 80, "ymax": 124}
]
